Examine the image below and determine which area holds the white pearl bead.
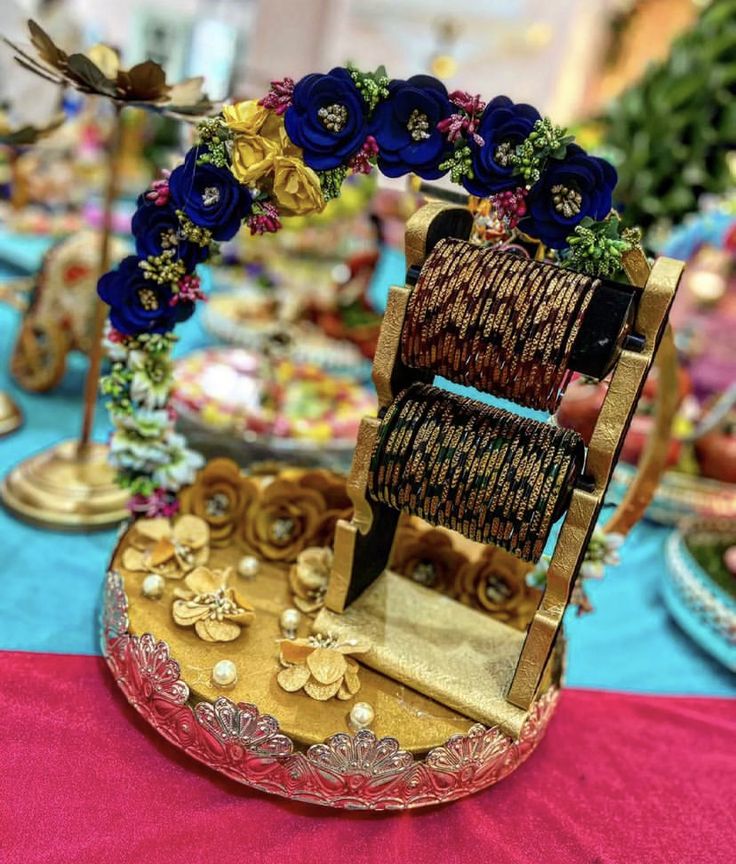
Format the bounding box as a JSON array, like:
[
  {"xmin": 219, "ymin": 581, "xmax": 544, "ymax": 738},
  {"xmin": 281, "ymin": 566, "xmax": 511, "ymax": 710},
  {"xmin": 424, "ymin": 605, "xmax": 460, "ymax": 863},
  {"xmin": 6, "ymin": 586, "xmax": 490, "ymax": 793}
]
[
  {"xmin": 141, "ymin": 573, "xmax": 165, "ymax": 599},
  {"xmin": 237, "ymin": 555, "xmax": 260, "ymax": 579},
  {"xmin": 280, "ymin": 607, "xmax": 301, "ymax": 638},
  {"xmin": 349, "ymin": 701, "xmax": 375, "ymax": 731},
  {"xmin": 211, "ymin": 659, "xmax": 238, "ymax": 689}
]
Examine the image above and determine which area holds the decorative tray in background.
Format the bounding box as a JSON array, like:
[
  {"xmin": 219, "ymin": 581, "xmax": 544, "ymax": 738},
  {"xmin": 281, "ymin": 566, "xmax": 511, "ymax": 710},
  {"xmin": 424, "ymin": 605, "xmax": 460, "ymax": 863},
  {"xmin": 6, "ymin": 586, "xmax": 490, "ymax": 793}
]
[
  {"xmin": 203, "ymin": 290, "xmax": 371, "ymax": 380},
  {"xmin": 611, "ymin": 462, "xmax": 736, "ymax": 525},
  {"xmin": 172, "ymin": 348, "xmax": 375, "ymax": 469},
  {"xmin": 664, "ymin": 518, "xmax": 736, "ymax": 670}
]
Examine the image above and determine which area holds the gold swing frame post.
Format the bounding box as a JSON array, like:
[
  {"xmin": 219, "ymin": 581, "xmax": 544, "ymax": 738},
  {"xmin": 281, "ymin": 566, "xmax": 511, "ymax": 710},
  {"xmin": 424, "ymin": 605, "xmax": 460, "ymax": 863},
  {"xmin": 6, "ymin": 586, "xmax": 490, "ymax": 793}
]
[{"xmin": 325, "ymin": 200, "xmax": 683, "ymax": 725}]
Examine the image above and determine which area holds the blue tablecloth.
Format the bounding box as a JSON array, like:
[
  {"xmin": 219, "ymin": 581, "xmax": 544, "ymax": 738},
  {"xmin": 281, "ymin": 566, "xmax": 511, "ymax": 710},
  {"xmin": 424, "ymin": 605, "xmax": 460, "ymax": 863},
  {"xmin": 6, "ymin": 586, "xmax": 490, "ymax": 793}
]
[{"xmin": 0, "ymin": 238, "xmax": 733, "ymax": 698}]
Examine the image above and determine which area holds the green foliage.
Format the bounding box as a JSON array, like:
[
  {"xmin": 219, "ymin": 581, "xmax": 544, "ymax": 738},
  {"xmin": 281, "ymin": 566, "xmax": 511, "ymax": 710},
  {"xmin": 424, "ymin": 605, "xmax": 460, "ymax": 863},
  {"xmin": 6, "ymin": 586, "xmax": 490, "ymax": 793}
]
[
  {"xmin": 439, "ymin": 143, "xmax": 474, "ymax": 183},
  {"xmin": 563, "ymin": 216, "xmax": 639, "ymax": 277},
  {"xmin": 317, "ymin": 165, "xmax": 348, "ymax": 201},
  {"xmin": 511, "ymin": 118, "xmax": 573, "ymax": 185},
  {"xmin": 603, "ymin": 0, "xmax": 736, "ymax": 231},
  {"xmin": 347, "ymin": 64, "xmax": 390, "ymax": 112}
]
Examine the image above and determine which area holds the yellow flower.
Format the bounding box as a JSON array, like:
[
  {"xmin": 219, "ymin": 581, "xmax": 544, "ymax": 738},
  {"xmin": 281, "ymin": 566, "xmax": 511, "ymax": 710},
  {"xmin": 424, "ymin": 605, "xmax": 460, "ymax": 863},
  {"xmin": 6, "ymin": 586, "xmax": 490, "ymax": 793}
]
[
  {"xmin": 230, "ymin": 133, "xmax": 280, "ymax": 186},
  {"xmin": 227, "ymin": 109, "xmax": 303, "ymax": 187},
  {"xmin": 222, "ymin": 100, "xmax": 270, "ymax": 136},
  {"xmin": 272, "ymin": 155, "xmax": 325, "ymax": 217}
]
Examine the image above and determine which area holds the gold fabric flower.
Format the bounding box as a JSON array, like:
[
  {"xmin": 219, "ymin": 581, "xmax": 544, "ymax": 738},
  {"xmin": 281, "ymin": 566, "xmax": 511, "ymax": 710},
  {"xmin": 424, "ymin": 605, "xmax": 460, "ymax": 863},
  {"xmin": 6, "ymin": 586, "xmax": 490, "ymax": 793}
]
[
  {"xmin": 271, "ymin": 155, "xmax": 325, "ymax": 217},
  {"xmin": 240, "ymin": 479, "xmax": 323, "ymax": 561},
  {"xmin": 289, "ymin": 547, "xmax": 333, "ymax": 614},
  {"xmin": 390, "ymin": 524, "xmax": 468, "ymax": 595},
  {"xmin": 456, "ymin": 547, "xmax": 537, "ymax": 630},
  {"xmin": 122, "ymin": 514, "xmax": 209, "ymax": 579},
  {"xmin": 277, "ymin": 634, "xmax": 369, "ymax": 701},
  {"xmin": 180, "ymin": 458, "xmax": 257, "ymax": 546},
  {"xmin": 172, "ymin": 566, "xmax": 255, "ymax": 642}
]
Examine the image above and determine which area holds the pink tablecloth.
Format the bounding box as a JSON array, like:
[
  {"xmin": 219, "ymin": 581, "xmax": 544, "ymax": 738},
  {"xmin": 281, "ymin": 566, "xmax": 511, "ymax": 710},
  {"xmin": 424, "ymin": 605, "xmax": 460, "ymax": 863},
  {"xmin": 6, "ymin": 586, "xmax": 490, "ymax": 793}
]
[{"xmin": 2, "ymin": 651, "xmax": 734, "ymax": 864}]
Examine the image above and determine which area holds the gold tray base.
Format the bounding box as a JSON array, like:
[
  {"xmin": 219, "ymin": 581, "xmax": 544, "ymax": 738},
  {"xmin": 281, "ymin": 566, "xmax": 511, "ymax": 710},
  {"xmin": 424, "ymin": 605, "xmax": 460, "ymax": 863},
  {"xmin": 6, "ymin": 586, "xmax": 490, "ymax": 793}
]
[
  {"xmin": 1, "ymin": 439, "xmax": 129, "ymax": 529},
  {"xmin": 0, "ymin": 391, "xmax": 22, "ymax": 437},
  {"xmin": 112, "ymin": 522, "xmax": 560, "ymax": 754}
]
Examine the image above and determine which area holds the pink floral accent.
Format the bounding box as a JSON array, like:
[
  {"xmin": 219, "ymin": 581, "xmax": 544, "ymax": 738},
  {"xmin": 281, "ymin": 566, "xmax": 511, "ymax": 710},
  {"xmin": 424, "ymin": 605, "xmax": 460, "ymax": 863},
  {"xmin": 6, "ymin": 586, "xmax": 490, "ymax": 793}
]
[
  {"xmin": 107, "ymin": 327, "xmax": 127, "ymax": 344},
  {"xmin": 348, "ymin": 135, "xmax": 379, "ymax": 175},
  {"xmin": 490, "ymin": 187, "xmax": 528, "ymax": 228},
  {"xmin": 146, "ymin": 172, "xmax": 171, "ymax": 206},
  {"xmin": 127, "ymin": 488, "xmax": 180, "ymax": 518},
  {"xmin": 259, "ymin": 77, "xmax": 296, "ymax": 115},
  {"xmin": 437, "ymin": 91, "xmax": 486, "ymax": 146},
  {"xmin": 247, "ymin": 200, "xmax": 282, "ymax": 235},
  {"xmin": 102, "ymin": 569, "xmax": 560, "ymax": 810},
  {"xmin": 171, "ymin": 274, "xmax": 206, "ymax": 306}
]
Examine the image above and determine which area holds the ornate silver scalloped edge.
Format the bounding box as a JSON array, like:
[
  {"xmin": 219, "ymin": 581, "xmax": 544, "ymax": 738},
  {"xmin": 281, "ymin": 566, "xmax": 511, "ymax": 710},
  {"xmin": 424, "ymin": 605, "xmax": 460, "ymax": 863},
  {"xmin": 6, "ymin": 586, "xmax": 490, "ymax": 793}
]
[{"xmin": 101, "ymin": 569, "xmax": 558, "ymax": 810}]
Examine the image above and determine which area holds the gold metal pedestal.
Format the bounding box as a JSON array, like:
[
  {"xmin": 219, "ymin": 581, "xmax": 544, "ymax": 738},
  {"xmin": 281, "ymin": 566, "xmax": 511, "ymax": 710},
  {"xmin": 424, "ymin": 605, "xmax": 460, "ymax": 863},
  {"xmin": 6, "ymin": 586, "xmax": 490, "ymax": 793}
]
[
  {"xmin": 1, "ymin": 439, "xmax": 128, "ymax": 529},
  {"xmin": 0, "ymin": 391, "xmax": 23, "ymax": 437}
]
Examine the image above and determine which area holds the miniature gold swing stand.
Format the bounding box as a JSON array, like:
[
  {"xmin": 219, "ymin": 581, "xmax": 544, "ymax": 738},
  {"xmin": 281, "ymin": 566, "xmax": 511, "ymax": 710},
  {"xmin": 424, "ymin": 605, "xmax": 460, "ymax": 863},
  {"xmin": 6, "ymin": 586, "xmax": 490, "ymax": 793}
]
[{"xmin": 103, "ymin": 201, "xmax": 683, "ymax": 808}]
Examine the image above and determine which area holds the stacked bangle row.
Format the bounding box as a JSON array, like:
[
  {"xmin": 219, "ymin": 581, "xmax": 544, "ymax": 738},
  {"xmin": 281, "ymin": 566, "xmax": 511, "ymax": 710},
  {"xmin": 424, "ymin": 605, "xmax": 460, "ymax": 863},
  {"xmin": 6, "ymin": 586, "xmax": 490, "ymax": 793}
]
[
  {"xmin": 368, "ymin": 383, "xmax": 585, "ymax": 561},
  {"xmin": 401, "ymin": 238, "xmax": 598, "ymax": 412}
]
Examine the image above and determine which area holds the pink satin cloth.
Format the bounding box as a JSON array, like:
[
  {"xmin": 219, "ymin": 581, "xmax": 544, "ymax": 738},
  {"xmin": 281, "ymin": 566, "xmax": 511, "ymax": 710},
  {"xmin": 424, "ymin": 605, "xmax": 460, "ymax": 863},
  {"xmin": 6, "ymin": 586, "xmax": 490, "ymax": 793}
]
[{"xmin": 2, "ymin": 651, "xmax": 734, "ymax": 863}]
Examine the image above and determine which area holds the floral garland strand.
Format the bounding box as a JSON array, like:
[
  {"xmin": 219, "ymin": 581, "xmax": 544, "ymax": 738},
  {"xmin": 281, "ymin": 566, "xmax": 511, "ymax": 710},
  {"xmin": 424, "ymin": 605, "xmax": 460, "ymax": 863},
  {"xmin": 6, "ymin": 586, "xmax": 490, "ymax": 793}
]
[{"xmin": 99, "ymin": 65, "xmax": 629, "ymax": 516}]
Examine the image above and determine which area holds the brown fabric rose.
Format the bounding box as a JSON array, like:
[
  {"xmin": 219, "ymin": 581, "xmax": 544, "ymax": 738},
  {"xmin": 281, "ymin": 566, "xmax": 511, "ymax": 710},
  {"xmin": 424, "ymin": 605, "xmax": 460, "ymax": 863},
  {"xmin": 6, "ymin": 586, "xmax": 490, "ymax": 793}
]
[
  {"xmin": 390, "ymin": 525, "xmax": 468, "ymax": 595},
  {"xmin": 239, "ymin": 478, "xmax": 323, "ymax": 562},
  {"xmin": 456, "ymin": 547, "xmax": 537, "ymax": 630},
  {"xmin": 180, "ymin": 458, "xmax": 257, "ymax": 545}
]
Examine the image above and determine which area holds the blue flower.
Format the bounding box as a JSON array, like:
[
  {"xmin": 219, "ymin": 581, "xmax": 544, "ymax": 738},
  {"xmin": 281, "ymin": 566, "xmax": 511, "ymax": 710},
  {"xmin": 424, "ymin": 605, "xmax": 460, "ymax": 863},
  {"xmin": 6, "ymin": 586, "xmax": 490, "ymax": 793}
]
[
  {"xmin": 462, "ymin": 96, "xmax": 540, "ymax": 197},
  {"xmin": 370, "ymin": 75, "xmax": 452, "ymax": 179},
  {"xmin": 520, "ymin": 144, "xmax": 617, "ymax": 249},
  {"xmin": 168, "ymin": 148, "xmax": 252, "ymax": 241},
  {"xmin": 98, "ymin": 256, "xmax": 194, "ymax": 336},
  {"xmin": 284, "ymin": 68, "xmax": 368, "ymax": 170},
  {"xmin": 131, "ymin": 197, "xmax": 207, "ymax": 271}
]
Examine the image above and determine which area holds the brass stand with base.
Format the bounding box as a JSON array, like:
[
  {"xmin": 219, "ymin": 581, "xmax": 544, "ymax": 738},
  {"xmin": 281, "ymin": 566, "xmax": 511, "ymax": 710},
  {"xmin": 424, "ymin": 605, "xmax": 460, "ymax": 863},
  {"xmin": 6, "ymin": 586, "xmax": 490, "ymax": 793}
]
[
  {"xmin": 1, "ymin": 439, "xmax": 128, "ymax": 529},
  {"xmin": 0, "ymin": 391, "xmax": 22, "ymax": 437},
  {"xmin": 0, "ymin": 107, "xmax": 128, "ymax": 530}
]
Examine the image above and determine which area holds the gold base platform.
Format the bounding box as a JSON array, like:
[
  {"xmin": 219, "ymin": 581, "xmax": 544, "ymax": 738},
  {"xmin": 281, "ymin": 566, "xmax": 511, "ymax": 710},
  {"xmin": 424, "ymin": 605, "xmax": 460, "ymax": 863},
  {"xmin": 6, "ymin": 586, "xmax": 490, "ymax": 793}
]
[
  {"xmin": 1, "ymin": 439, "xmax": 129, "ymax": 529},
  {"xmin": 0, "ymin": 391, "xmax": 22, "ymax": 437}
]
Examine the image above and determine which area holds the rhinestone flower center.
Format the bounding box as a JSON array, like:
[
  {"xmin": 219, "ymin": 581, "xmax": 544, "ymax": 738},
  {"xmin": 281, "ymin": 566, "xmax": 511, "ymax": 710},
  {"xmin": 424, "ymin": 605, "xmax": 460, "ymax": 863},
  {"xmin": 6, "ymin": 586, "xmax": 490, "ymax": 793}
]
[
  {"xmin": 271, "ymin": 516, "xmax": 295, "ymax": 541},
  {"xmin": 138, "ymin": 287, "xmax": 159, "ymax": 311},
  {"xmin": 205, "ymin": 492, "xmax": 230, "ymax": 517},
  {"xmin": 486, "ymin": 576, "xmax": 513, "ymax": 604},
  {"xmin": 411, "ymin": 561, "xmax": 437, "ymax": 586},
  {"xmin": 494, "ymin": 141, "xmax": 514, "ymax": 167},
  {"xmin": 406, "ymin": 108, "xmax": 430, "ymax": 142},
  {"xmin": 190, "ymin": 588, "xmax": 244, "ymax": 620},
  {"xmin": 202, "ymin": 186, "xmax": 221, "ymax": 207},
  {"xmin": 551, "ymin": 184, "xmax": 583, "ymax": 218},
  {"xmin": 318, "ymin": 103, "xmax": 348, "ymax": 133}
]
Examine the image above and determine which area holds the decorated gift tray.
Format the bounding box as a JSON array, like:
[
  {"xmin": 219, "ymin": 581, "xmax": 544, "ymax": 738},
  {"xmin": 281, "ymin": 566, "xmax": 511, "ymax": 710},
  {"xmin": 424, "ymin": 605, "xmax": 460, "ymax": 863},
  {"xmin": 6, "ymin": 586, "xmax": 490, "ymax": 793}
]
[
  {"xmin": 203, "ymin": 291, "xmax": 371, "ymax": 379},
  {"xmin": 611, "ymin": 462, "xmax": 736, "ymax": 525},
  {"xmin": 103, "ymin": 463, "xmax": 559, "ymax": 809},
  {"xmin": 172, "ymin": 347, "xmax": 375, "ymax": 454},
  {"xmin": 664, "ymin": 518, "xmax": 736, "ymax": 670}
]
